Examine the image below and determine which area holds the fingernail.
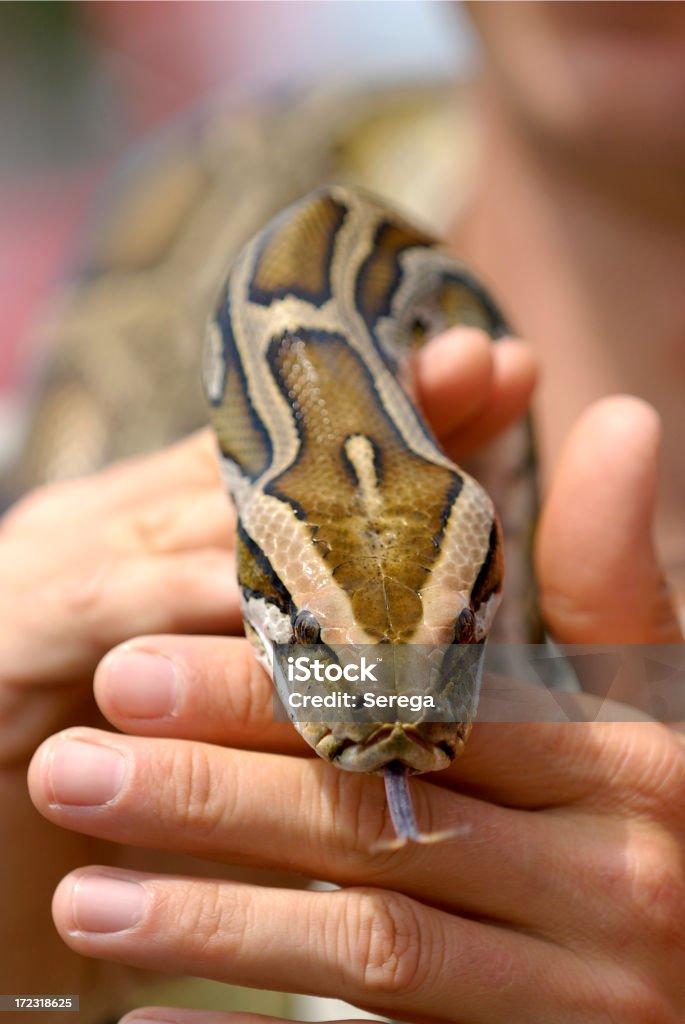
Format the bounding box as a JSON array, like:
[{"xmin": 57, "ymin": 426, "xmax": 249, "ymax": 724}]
[
  {"xmin": 427, "ymin": 326, "xmax": 489, "ymax": 351},
  {"xmin": 102, "ymin": 649, "xmax": 181, "ymax": 719},
  {"xmin": 120, "ymin": 1018, "xmax": 178, "ymax": 1024},
  {"xmin": 49, "ymin": 739, "xmax": 127, "ymax": 806},
  {"xmin": 72, "ymin": 874, "xmax": 147, "ymax": 933}
]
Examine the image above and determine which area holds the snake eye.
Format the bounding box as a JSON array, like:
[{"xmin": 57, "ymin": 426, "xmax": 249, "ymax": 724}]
[
  {"xmin": 454, "ymin": 607, "xmax": 476, "ymax": 644},
  {"xmin": 292, "ymin": 609, "xmax": 321, "ymax": 645}
]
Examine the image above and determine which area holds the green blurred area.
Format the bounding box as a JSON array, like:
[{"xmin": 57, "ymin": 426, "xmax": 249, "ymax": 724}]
[
  {"xmin": 0, "ymin": 0, "xmax": 111, "ymax": 171},
  {"xmin": 0, "ymin": 0, "xmax": 79, "ymax": 53},
  {"xmin": 133, "ymin": 977, "xmax": 292, "ymax": 1017}
]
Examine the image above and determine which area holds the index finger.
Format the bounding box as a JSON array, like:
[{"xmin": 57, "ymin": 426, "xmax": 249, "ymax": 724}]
[{"xmin": 95, "ymin": 634, "xmax": 685, "ymax": 819}]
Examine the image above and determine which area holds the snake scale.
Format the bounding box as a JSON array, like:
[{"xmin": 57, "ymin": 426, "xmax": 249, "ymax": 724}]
[{"xmin": 203, "ymin": 184, "xmax": 509, "ymax": 847}]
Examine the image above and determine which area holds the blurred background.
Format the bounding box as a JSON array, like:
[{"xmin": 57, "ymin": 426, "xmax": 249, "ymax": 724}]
[{"xmin": 0, "ymin": 0, "xmax": 477, "ymax": 477}]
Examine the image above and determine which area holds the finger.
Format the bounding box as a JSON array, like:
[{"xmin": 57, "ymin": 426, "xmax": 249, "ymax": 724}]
[
  {"xmin": 6, "ymin": 551, "xmax": 242, "ymax": 686},
  {"xmin": 7, "ymin": 488, "xmax": 234, "ymax": 572},
  {"xmin": 94, "ymin": 429, "xmax": 223, "ymax": 509},
  {"xmin": 30, "ymin": 726, "xmax": 534, "ymax": 928},
  {"xmin": 536, "ymin": 396, "xmax": 683, "ymax": 644},
  {"xmin": 441, "ymin": 337, "xmax": 537, "ymax": 461},
  {"xmin": 416, "ymin": 331, "xmax": 537, "ymax": 460},
  {"xmin": 453, "ymin": 717, "xmax": 685, "ymax": 817},
  {"xmin": 93, "ymin": 634, "xmax": 685, "ymax": 816},
  {"xmin": 105, "ymin": 485, "xmax": 234, "ymax": 557},
  {"xmin": 415, "ymin": 327, "xmax": 494, "ymax": 436},
  {"xmin": 94, "ymin": 635, "xmax": 303, "ymax": 754},
  {"xmin": 2, "ymin": 430, "xmax": 222, "ymax": 535},
  {"xmin": 52, "ymin": 866, "xmax": 589, "ymax": 1023},
  {"xmin": 29, "ymin": 724, "xmax": 681, "ymax": 949}
]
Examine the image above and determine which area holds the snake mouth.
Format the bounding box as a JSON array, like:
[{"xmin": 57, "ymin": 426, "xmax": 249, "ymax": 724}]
[{"xmin": 313, "ymin": 722, "xmax": 468, "ymax": 774}]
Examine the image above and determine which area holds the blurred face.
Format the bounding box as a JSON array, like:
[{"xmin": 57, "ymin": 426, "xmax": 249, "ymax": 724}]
[{"xmin": 467, "ymin": 2, "xmax": 685, "ymax": 163}]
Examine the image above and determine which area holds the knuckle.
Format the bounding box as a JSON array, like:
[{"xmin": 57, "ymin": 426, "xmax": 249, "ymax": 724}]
[
  {"xmin": 321, "ymin": 770, "xmax": 394, "ymax": 871},
  {"xmin": 164, "ymin": 742, "xmax": 228, "ymax": 839},
  {"xmin": 318, "ymin": 772, "xmax": 445, "ymax": 882},
  {"xmin": 59, "ymin": 560, "xmax": 112, "ymax": 616},
  {"xmin": 345, "ymin": 887, "xmax": 432, "ymax": 997},
  {"xmin": 107, "ymin": 502, "xmax": 181, "ymax": 555},
  {"xmin": 54, "ymin": 559, "xmax": 121, "ymax": 648},
  {"xmin": 628, "ymin": 838, "xmax": 685, "ymax": 948},
  {"xmin": 209, "ymin": 642, "xmax": 272, "ymax": 730},
  {"xmin": 177, "ymin": 880, "xmax": 222, "ymax": 952},
  {"xmin": 637, "ymin": 726, "xmax": 685, "ymax": 810},
  {"xmin": 612, "ymin": 723, "xmax": 685, "ymax": 817},
  {"xmin": 564, "ymin": 721, "xmax": 685, "ymax": 816},
  {"xmin": 599, "ymin": 831, "xmax": 685, "ymax": 953},
  {"xmin": 162, "ymin": 879, "xmax": 243, "ymax": 959},
  {"xmin": 606, "ymin": 973, "xmax": 679, "ymax": 1024}
]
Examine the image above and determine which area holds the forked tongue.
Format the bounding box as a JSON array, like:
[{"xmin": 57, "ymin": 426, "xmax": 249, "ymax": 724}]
[{"xmin": 371, "ymin": 762, "xmax": 469, "ymax": 853}]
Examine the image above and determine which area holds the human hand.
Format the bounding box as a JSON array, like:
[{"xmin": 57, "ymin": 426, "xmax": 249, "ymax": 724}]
[
  {"xmin": 3, "ymin": 328, "xmax": 531, "ymax": 1013},
  {"xmin": 27, "ymin": 334, "xmax": 685, "ymax": 1021},
  {"xmin": 0, "ymin": 429, "xmax": 242, "ymax": 767},
  {"xmin": 0, "ymin": 429, "xmax": 240, "ymax": 1008},
  {"xmin": 31, "ymin": 661, "xmax": 685, "ymax": 1024},
  {"xmin": 0, "ymin": 327, "xmax": 532, "ymax": 767}
]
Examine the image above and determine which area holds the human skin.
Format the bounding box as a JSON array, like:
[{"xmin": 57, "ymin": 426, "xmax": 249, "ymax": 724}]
[
  {"xmin": 12, "ymin": 331, "xmax": 684, "ymax": 1023},
  {"xmin": 4, "ymin": 334, "xmax": 542, "ymax": 1018},
  {"xmin": 8, "ymin": 1, "xmax": 685, "ymax": 1020}
]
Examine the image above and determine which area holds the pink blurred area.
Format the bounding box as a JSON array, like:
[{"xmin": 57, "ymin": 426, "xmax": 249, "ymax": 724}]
[
  {"xmin": 0, "ymin": 170, "xmax": 98, "ymax": 392},
  {"xmin": 80, "ymin": 2, "xmax": 251, "ymax": 135},
  {"xmin": 0, "ymin": 1, "xmax": 254, "ymax": 404}
]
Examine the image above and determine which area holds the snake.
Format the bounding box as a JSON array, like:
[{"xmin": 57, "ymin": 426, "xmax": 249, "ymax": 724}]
[{"xmin": 202, "ymin": 184, "xmax": 508, "ymax": 847}]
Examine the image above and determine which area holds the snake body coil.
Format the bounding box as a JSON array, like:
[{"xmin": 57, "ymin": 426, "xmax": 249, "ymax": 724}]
[{"xmin": 203, "ymin": 185, "xmax": 507, "ymax": 845}]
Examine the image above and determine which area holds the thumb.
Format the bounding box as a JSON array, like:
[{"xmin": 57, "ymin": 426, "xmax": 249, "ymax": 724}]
[{"xmin": 535, "ymin": 396, "xmax": 682, "ymax": 644}]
